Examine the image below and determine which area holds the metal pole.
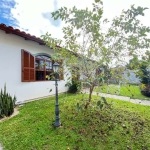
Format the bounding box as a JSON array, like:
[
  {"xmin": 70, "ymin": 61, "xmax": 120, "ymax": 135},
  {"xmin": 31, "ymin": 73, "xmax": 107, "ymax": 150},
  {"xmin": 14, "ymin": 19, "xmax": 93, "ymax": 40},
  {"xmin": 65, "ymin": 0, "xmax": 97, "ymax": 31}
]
[{"xmin": 54, "ymin": 73, "xmax": 61, "ymax": 127}]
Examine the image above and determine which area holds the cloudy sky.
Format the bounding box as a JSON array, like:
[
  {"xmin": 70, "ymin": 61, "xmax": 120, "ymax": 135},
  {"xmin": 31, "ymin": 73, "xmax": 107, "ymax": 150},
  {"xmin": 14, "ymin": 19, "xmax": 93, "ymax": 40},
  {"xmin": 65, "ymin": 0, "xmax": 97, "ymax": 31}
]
[{"xmin": 0, "ymin": 0, "xmax": 150, "ymax": 39}]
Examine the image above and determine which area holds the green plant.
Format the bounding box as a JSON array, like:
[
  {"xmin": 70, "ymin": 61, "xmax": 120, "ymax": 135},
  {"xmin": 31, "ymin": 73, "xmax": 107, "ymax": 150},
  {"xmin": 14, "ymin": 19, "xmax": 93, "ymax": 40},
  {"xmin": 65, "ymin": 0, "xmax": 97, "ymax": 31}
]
[
  {"xmin": 0, "ymin": 84, "xmax": 16, "ymax": 118},
  {"xmin": 66, "ymin": 79, "xmax": 81, "ymax": 93},
  {"xmin": 42, "ymin": 0, "xmax": 150, "ymax": 108},
  {"xmin": 97, "ymin": 97, "xmax": 108, "ymax": 109},
  {"xmin": 140, "ymin": 83, "xmax": 150, "ymax": 97},
  {"xmin": 127, "ymin": 52, "xmax": 150, "ymax": 97},
  {"xmin": 136, "ymin": 61, "xmax": 150, "ymax": 97},
  {"xmin": 0, "ymin": 94, "xmax": 150, "ymax": 150}
]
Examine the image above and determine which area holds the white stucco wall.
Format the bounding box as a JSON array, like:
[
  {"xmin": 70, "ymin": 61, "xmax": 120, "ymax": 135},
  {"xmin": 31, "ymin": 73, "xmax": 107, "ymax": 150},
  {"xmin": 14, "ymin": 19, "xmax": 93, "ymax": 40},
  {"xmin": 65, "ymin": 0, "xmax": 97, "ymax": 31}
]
[{"xmin": 0, "ymin": 30, "xmax": 70, "ymax": 103}]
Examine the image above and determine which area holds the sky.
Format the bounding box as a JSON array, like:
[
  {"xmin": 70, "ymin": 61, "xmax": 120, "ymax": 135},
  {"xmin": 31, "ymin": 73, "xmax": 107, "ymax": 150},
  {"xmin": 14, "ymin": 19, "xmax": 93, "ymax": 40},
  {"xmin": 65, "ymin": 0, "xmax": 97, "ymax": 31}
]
[{"xmin": 0, "ymin": 0, "xmax": 150, "ymax": 39}]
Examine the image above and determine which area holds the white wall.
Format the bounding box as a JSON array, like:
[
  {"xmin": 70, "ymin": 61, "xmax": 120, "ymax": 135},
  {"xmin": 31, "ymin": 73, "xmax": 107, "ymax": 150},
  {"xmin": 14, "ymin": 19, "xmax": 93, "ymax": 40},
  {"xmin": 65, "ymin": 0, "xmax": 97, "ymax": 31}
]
[{"xmin": 0, "ymin": 30, "xmax": 70, "ymax": 103}]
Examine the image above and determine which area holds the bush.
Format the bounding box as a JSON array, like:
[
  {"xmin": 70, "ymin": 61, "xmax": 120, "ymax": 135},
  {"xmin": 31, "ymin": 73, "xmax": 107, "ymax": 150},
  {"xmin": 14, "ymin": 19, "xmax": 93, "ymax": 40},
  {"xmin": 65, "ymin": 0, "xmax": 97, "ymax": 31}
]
[
  {"xmin": 134, "ymin": 61, "xmax": 150, "ymax": 97},
  {"xmin": 0, "ymin": 84, "xmax": 16, "ymax": 118},
  {"xmin": 140, "ymin": 84, "xmax": 150, "ymax": 97},
  {"xmin": 66, "ymin": 79, "xmax": 82, "ymax": 93}
]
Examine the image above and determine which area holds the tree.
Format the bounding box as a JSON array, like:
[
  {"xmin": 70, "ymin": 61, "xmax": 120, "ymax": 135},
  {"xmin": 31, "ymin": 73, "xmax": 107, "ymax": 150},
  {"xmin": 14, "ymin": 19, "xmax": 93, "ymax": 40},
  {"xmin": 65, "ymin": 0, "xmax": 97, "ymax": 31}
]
[
  {"xmin": 42, "ymin": 0, "xmax": 150, "ymax": 108},
  {"xmin": 138, "ymin": 61, "xmax": 149, "ymax": 84},
  {"xmin": 126, "ymin": 55, "xmax": 139, "ymax": 70},
  {"xmin": 127, "ymin": 50, "xmax": 150, "ymax": 84},
  {"xmin": 135, "ymin": 59, "xmax": 150, "ymax": 96},
  {"xmin": 126, "ymin": 50, "xmax": 150, "ymax": 96}
]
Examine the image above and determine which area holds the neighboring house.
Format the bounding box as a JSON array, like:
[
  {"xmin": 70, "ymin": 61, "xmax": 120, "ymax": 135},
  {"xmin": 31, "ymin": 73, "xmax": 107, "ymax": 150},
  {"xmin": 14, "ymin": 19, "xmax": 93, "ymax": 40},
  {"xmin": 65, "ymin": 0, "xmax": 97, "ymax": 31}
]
[
  {"xmin": 110, "ymin": 66, "xmax": 140, "ymax": 84},
  {"xmin": 122, "ymin": 69, "xmax": 140, "ymax": 84},
  {"xmin": 0, "ymin": 24, "xmax": 71, "ymax": 103}
]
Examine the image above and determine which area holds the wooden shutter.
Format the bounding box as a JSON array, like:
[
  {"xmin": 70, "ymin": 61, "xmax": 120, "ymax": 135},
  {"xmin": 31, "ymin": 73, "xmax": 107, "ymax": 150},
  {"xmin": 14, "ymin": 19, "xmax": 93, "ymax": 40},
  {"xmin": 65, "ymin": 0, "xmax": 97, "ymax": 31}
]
[
  {"xmin": 21, "ymin": 49, "xmax": 35, "ymax": 82},
  {"xmin": 30, "ymin": 53, "xmax": 35, "ymax": 81},
  {"xmin": 58, "ymin": 60, "xmax": 64, "ymax": 80}
]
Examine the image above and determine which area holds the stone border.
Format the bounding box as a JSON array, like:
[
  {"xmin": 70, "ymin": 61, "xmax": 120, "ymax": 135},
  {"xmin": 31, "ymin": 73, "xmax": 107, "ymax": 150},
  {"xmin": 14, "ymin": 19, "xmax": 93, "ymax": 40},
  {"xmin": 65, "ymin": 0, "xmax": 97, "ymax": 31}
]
[
  {"xmin": 0, "ymin": 108, "xmax": 19, "ymax": 122},
  {"xmin": 0, "ymin": 143, "xmax": 3, "ymax": 150}
]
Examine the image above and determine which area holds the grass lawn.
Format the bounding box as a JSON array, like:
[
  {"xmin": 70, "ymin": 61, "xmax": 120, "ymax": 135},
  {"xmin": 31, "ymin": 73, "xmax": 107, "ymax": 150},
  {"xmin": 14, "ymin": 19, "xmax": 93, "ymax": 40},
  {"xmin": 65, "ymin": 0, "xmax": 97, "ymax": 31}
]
[
  {"xmin": 94, "ymin": 84, "xmax": 150, "ymax": 100},
  {"xmin": 0, "ymin": 94, "xmax": 150, "ymax": 150}
]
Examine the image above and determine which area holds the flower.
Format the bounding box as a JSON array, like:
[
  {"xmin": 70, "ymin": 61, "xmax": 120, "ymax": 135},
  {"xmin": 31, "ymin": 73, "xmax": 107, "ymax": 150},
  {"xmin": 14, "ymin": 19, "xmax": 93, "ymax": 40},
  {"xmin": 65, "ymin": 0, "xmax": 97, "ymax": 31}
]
[{"xmin": 46, "ymin": 75, "xmax": 50, "ymax": 80}]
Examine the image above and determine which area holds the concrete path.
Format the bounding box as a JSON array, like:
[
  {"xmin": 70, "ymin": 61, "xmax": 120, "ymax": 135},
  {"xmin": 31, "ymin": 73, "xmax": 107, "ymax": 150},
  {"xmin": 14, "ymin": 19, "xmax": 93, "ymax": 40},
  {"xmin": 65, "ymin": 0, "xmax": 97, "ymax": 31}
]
[
  {"xmin": 0, "ymin": 144, "xmax": 3, "ymax": 150},
  {"xmin": 82, "ymin": 89, "xmax": 150, "ymax": 106}
]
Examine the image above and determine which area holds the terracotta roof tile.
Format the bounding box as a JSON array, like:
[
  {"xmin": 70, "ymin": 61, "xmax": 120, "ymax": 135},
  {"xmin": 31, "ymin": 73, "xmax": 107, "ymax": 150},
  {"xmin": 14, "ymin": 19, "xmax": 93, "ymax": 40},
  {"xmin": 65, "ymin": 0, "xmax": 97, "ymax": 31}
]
[
  {"xmin": 0, "ymin": 23, "xmax": 45, "ymax": 45},
  {"xmin": 0, "ymin": 23, "xmax": 93, "ymax": 61}
]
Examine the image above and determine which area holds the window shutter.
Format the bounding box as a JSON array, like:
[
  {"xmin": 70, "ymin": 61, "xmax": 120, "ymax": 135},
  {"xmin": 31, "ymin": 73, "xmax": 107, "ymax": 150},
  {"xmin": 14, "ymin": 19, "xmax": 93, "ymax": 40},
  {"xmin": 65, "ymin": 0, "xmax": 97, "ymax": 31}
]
[
  {"xmin": 29, "ymin": 53, "xmax": 35, "ymax": 81},
  {"xmin": 21, "ymin": 49, "xmax": 35, "ymax": 82},
  {"xmin": 58, "ymin": 60, "xmax": 64, "ymax": 80}
]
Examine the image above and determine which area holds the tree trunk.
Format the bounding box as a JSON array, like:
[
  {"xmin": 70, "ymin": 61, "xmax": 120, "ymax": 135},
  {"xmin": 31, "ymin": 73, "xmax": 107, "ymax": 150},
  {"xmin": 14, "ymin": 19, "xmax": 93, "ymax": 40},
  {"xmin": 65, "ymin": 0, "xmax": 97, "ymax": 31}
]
[
  {"xmin": 85, "ymin": 86, "xmax": 94, "ymax": 109},
  {"xmin": 88, "ymin": 87, "xmax": 93, "ymax": 102}
]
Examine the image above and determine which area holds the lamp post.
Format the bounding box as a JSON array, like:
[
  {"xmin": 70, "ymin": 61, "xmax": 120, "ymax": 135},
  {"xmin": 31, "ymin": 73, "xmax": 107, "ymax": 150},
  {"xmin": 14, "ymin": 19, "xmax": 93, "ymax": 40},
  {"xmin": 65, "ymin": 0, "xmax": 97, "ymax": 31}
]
[{"xmin": 53, "ymin": 62, "xmax": 61, "ymax": 127}]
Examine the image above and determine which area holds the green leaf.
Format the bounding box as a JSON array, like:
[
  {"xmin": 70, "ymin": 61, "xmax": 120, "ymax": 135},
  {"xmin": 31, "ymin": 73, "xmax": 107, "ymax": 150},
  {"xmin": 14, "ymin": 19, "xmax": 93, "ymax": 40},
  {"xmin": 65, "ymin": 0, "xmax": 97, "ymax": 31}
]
[
  {"xmin": 97, "ymin": 100, "xmax": 101, "ymax": 106},
  {"xmin": 94, "ymin": 49, "xmax": 98, "ymax": 56},
  {"xmin": 99, "ymin": 104, "xmax": 103, "ymax": 109},
  {"xmin": 88, "ymin": 50, "xmax": 92, "ymax": 57},
  {"xmin": 98, "ymin": 9, "xmax": 103, "ymax": 16},
  {"xmin": 127, "ymin": 72, "xmax": 130, "ymax": 77},
  {"xmin": 95, "ymin": 0, "xmax": 100, "ymax": 3},
  {"xmin": 101, "ymin": 97, "xmax": 108, "ymax": 105},
  {"xmin": 76, "ymin": 103, "xmax": 80, "ymax": 111},
  {"xmin": 93, "ymin": 14, "xmax": 97, "ymax": 20}
]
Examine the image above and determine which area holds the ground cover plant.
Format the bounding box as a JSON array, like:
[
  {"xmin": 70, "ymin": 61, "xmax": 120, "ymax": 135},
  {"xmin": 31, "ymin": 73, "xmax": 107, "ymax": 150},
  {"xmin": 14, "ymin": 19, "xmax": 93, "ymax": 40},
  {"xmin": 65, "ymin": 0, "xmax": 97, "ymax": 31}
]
[
  {"xmin": 94, "ymin": 84, "xmax": 150, "ymax": 100},
  {"xmin": 0, "ymin": 94, "xmax": 150, "ymax": 150}
]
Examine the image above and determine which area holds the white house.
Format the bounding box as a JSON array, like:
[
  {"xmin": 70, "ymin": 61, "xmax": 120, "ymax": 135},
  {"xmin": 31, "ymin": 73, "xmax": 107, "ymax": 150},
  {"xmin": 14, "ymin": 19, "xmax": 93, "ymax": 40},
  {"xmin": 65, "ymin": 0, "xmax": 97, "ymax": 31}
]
[{"xmin": 0, "ymin": 24, "xmax": 70, "ymax": 104}]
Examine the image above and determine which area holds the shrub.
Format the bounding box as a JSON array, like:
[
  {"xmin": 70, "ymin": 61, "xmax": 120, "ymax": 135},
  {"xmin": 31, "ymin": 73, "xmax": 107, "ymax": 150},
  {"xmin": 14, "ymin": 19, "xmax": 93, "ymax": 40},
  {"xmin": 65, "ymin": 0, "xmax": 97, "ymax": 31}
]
[
  {"xmin": 140, "ymin": 84, "xmax": 150, "ymax": 97},
  {"xmin": 0, "ymin": 84, "xmax": 16, "ymax": 118},
  {"xmin": 135, "ymin": 61, "xmax": 150, "ymax": 97},
  {"xmin": 66, "ymin": 79, "xmax": 82, "ymax": 93}
]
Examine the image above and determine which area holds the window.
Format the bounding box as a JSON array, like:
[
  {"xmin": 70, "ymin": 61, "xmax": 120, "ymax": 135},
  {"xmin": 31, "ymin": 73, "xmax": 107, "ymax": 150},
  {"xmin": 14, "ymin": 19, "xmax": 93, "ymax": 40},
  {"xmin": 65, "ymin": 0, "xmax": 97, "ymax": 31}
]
[
  {"xmin": 35, "ymin": 55, "xmax": 53, "ymax": 81},
  {"xmin": 21, "ymin": 49, "xmax": 64, "ymax": 82}
]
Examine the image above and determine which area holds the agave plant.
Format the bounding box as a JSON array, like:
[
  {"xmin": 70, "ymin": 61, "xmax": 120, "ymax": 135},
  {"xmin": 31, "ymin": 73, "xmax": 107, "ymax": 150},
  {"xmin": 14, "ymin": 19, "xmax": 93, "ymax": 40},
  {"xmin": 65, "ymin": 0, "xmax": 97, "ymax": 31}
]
[{"xmin": 0, "ymin": 84, "xmax": 16, "ymax": 118}]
